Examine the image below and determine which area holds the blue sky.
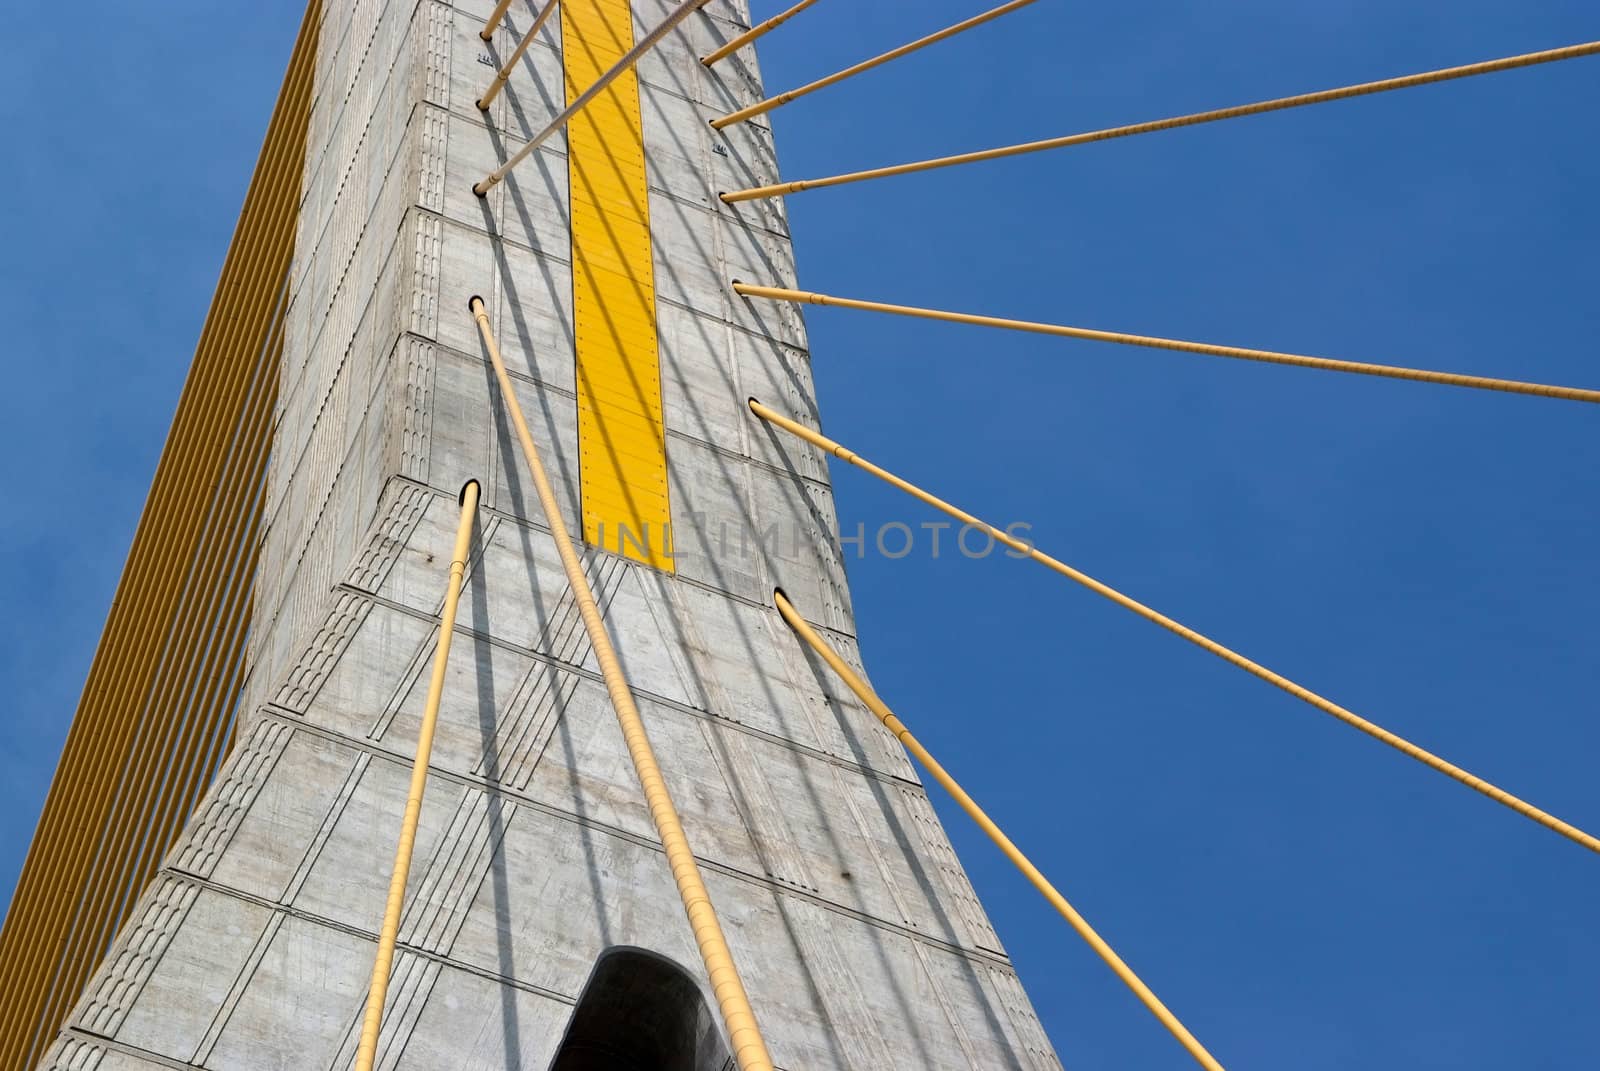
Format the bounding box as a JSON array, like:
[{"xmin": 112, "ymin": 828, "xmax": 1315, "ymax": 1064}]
[{"xmin": 3, "ymin": 1, "xmax": 1598, "ymax": 1067}]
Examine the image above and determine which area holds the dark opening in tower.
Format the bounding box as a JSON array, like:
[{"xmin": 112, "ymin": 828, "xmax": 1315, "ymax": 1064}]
[{"xmin": 549, "ymin": 947, "xmax": 733, "ymax": 1071}]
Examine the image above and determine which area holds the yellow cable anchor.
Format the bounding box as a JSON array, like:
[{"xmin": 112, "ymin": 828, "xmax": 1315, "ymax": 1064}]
[
  {"xmin": 701, "ymin": 0, "xmax": 823, "ymax": 67},
  {"xmin": 471, "ymin": 298, "xmax": 775, "ymax": 1071},
  {"xmin": 749, "ymin": 398, "xmax": 1600, "ymax": 856},
  {"xmin": 712, "ymin": 0, "xmax": 1038, "ymax": 129},
  {"xmin": 477, "ymin": 0, "xmax": 561, "ymax": 111},
  {"xmin": 733, "ymin": 283, "xmax": 1600, "ymax": 404},
  {"xmin": 774, "ymin": 589, "xmax": 1228, "ymax": 1071},
  {"xmin": 722, "ymin": 39, "xmax": 1600, "ymax": 200},
  {"xmin": 355, "ymin": 479, "xmax": 481, "ymax": 1071},
  {"xmin": 480, "ymin": 0, "xmax": 517, "ymax": 41},
  {"xmin": 475, "ymin": 0, "xmax": 714, "ymax": 196}
]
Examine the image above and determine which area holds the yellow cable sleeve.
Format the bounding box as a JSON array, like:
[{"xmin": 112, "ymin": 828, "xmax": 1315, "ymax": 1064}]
[
  {"xmin": 722, "ymin": 40, "xmax": 1600, "ymax": 200},
  {"xmin": 0, "ymin": 9, "xmax": 317, "ymax": 1057},
  {"xmin": 701, "ymin": 0, "xmax": 823, "ymax": 67},
  {"xmin": 733, "ymin": 283, "xmax": 1600, "ymax": 404},
  {"xmin": 355, "ymin": 480, "xmax": 481, "ymax": 1071},
  {"xmin": 480, "ymin": 0, "xmax": 517, "ymax": 41},
  {"xmin": 471, "ymin": 299, "xmax": 775, "ymax": 1071},
  {"xmin": 774, "ymin": 590, "xmax": 1228, "ymax": 1071},
  {"xmin": 475, "ymin": 0, "xmax": 714, "ymax": 195},
  {"xmin": 711, "ymin": 0, "xmax": 1038, "ymax": 128},
  {"xmin": 476, "ymin": 0, "xmax": 562, "ymax": 111},
  {"xmin": 749, "ymin": 399, "xmax": 1600, "ymax": 856}
]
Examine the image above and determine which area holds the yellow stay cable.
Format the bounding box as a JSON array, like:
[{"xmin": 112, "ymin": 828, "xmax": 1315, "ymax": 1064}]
[
  {"xmin": 774, "ymin": 590, "xmax": 1227, "ymax": 1071},
  {"xmin": 749, "ymin": 399, "xmax": 1600, "ymax": 855},
  {"xmin": 711, "ymin": 0, "xmax": 1038, "ymax": 129},
  {"xmin": 734, "ymin": 283, "xmax": 1600, "ymax": 404},
  {"xmin": 471, "ymin": 298, "xmax": 775, "ymax": 1071},
  {"xmin": 355, "ymin": 480, "xmax": 481, "ymax": 1071},
  {"xmin": 32, "ymin": 327, "xmax": 278, "ymax": 1052},
  {"xmin": 480, "ymin": 0, "xmax": 517, "ymax": 41},
  {"xmin": 701, "ymin": 0, "xmax": 823, "ymax": 67},
  {"xmin": 722, "ymin": 40, "xmax": 1600, "ymax": 200},
  {"xmin": 61, "ymin": 305, "xmax": 283, "ymax": 985},
  {"xmin": 0, "ymin": 12, "xmax": 316, "ymax": 1056},
  {"xmin": 475, "ymin": 0, "xmax": 715, "ymax": 195},
  {"xmin": 477, "ymin": 0, "xmax": 562, "ymax": 111}
]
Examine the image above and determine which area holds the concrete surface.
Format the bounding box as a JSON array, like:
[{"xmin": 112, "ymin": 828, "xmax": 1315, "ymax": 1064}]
[{"xmin": 40, "ymin": 3, "xmax": 1061, "ymax": 1067}]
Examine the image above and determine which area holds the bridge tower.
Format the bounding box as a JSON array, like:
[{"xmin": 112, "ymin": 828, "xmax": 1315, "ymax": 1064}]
[{"xmin": 1, "ymin": 2, "xmax": 1058, "ymax": 1068}]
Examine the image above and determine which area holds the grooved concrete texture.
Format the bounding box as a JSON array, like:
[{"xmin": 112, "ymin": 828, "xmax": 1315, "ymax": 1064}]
[{"xmin": 41, "ymin": 2, "xmax": 1061, "ymax": 1068}]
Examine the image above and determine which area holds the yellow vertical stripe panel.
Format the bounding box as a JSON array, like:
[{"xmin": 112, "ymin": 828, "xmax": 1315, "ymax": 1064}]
[{"xmin": 563, "ymin": 0, "xmax": 673, "ymax": 571}]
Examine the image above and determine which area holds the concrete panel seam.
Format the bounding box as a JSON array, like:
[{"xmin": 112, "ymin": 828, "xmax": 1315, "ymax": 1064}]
[
  {"xmin": 189, "ymin": 911, "xmax": 286, "ymax": 1065},
  {"xmin": 103, "ymin": 870, "xmax": 579, "ymax": 1008},
  {"xmin": 427, "ymin": 336, "xmax": 829, "ymax": 494},
  {"xmin": 281, "ymin": 753, "xmax": 375, "ymax": 904},
  {"xmin": 382, "ymin": 473, "xmax": 855, "ymax": 641},
  {"xmin": 244, "ymin": 706, "xmax": 1012, "ymax": 968},
  {"xmin": 325, "ymin": 584, "xmax": 895, "ymax": 786}
]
